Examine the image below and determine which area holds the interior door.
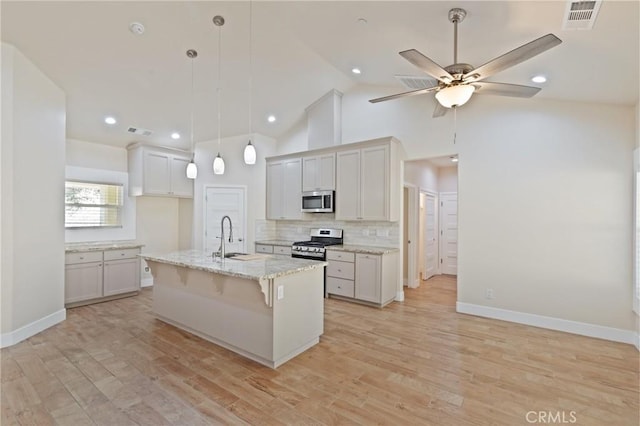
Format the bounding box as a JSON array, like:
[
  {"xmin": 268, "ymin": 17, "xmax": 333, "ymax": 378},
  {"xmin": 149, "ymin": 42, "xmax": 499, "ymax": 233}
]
[
  {"xmin": 204, "ymin": 187, "xmax": 246, "ymax": 255},
  {"xmin": 439, "ymin": 192, "xmax": 458, "ymax": 275},
  {"xmin": 423, "ymin": 192, "xmax": 438, "ymax": 280}
]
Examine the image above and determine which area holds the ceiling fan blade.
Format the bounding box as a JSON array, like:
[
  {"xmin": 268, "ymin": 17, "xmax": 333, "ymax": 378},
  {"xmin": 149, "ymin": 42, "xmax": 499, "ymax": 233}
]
[
  {"xmin": 463, "ymin": 34, "xmax": 562, "ymax": 82},
  {"xmin": 473, "ymin": 81, "xmax": 541, "ymax": 98},
  {"xmin": 433, "ymin": 102, "xmax": 448, "ymax": 118},
  {"xmin": 369, "ymin": 85, "xmax": 439, "ymax": 104},
  {"xmin": 400, "ymin": 49, "xmax": 454, "ymax": 83}
]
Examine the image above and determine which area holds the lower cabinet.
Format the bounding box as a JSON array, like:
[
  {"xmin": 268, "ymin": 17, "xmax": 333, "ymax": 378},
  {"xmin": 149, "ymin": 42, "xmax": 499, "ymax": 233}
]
[
  {"xmin": 65, "ymin": 247, "xmax": 141, "ymax": 307},
  {"xmin": 255, "ymin": 243, "xmax": 292, "ymax": 257},
  {"xmin": 326, "ymin": 249, "xmax": 398, "ymax": 307}
]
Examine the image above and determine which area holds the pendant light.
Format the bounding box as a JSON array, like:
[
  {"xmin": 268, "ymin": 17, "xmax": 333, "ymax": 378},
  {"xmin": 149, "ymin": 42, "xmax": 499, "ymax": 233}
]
[
  {"xmin": 185, "ymin": 49, "xmax": 198, "ymax": 179},
  {"xmin": 212, "ymin": 15, "xmax": 225, "ymax": 175},
  {"xmin": 243, "ymin": 1, "xmax": 257, "ymax": 165}
]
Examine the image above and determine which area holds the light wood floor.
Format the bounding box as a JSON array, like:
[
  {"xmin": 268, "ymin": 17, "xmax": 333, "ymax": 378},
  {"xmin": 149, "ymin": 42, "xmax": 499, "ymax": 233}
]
[{"xmin": 2, "ymin": 275, "xmax": 638, "ymax": 425}]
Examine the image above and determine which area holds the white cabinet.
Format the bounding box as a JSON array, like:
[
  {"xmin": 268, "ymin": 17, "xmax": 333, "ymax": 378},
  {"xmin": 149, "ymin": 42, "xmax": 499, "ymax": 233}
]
[
  {"xmin": 336, "ymin": 144, "xmax": 393, "ymax": 221},
  {"xmin": 127, "ymin": 144, "xmax": 193, "ymax": 198},
  {"xmin": 326, "ymin": 249, "xmax": 397, "ymax": 307},
  {"xmin": 266, "ymin": 158, "xmax": 302, "ymax": 220},
  {"xmin": 255, "ymin": 243, "xmax": 291, "ymax": 256},
  {"xmin": 65, "ymin": 247, "xmax": 141, "ymax": 307},
  {"xmin": 302, "ymin": 153, "xmax": 335, "ymax": 191}
]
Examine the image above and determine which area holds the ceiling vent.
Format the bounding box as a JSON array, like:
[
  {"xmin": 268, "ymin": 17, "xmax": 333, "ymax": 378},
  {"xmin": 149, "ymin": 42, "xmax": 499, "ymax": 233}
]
[
  {"xmin": 127, "ymin": 126, "xmax": 153, "ymax": 137},
  {"xmin": 562, "ymin": 1, "xmax": 602, "ymax": 30},
  {"xmin": 395, "ymin": 75, "xmax": 437, "ymax": 90}
]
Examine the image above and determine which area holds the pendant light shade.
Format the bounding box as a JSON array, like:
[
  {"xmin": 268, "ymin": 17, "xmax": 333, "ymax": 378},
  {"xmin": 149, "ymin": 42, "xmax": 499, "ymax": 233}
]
[
  {"xmin": 186, "ymin": 161, "xmax": 198, "ymax": 179},
  {"xmin": 213, "ymin": 153, "xmax": 225, "ymax": 175},
  {"xmin": 244, "ymin": 140, "xmax": 256, "ymax": 165},
  {"xmin": 435, "ymin": 85, "xmax": 475, "ymax": 108}
]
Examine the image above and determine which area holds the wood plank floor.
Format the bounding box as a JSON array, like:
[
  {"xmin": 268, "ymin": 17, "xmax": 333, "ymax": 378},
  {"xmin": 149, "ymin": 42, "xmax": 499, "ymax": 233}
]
[{"xmin": 2, "ymin": 275, "xmax": 638, "ymax": 425}]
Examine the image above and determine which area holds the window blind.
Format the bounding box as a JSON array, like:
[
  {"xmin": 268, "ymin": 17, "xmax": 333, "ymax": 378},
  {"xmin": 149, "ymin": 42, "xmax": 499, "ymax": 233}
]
[{"xmin": 65, "ymin": 181, "xmax": 124, "ymax": 228}]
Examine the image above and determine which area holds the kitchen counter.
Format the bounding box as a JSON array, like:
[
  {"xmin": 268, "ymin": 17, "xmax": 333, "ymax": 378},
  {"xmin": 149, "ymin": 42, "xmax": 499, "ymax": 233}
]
[
  {"xmin": 255, "ymin": 240, "xmax": 295, "ymax": 247},
  {"xmin": 142, "ymin": 249, "xmax": 325, "ymax": 368},
  {"xmin": 65, "ymin": 240, "xmax": 144, "ymax": 253},
  {"xmin": 140, "ymin": 250, "xmax": 325, "ymax": 281},
  {"xmin": 327, "ymin": 244, "xmax": 399, "ymax": 255}
]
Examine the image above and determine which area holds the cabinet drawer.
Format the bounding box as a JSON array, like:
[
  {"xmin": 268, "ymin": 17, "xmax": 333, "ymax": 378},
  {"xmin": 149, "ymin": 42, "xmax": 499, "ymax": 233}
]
[
  {"xmin": 255, "ymin": 244, "xmax": 274, "ymax": 254},
  {"xmin": 326, "ymin": 250, "xmax": 355, "ymax": 263},
  {"xmin": 274, "ymin": 245, "xmax": 291, "ymax": 255},
  {"xmin": 65, "ymin": 251, "xmax": 103, "ymax": 265},
  {"xmin": 104, "ymin": 248, "xmax": 140, "ymax": 261},
  {"xmin": 326, "ymin": 260, "xmax": 355, "ymax": 280},
  {"xmin": 326, "ymin": 277, "xmax": 354, "ymax": 298}
]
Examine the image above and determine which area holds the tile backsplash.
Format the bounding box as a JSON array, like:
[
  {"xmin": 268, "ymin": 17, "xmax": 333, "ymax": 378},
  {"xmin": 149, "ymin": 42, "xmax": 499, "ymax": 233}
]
[{"xmin": 255, "ymin": 219, "xmax": 399, "ymax": 247}]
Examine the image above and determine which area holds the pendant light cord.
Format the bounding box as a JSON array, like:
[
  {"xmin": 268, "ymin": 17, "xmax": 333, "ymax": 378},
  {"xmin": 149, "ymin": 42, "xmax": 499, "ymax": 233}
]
[
  {"xmin": 248, "ymin": 0, "xmax": 253, "ymax": 139},
  {"xmin": 217, "ymin": 24, "xmax": 222, "ymax": 153},
  {"xmin": 190, "ymin": 54, "xmax": 195, "ymax": 159}
]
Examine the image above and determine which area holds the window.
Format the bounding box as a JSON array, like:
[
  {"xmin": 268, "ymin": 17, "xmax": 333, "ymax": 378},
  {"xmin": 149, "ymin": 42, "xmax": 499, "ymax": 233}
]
[{"xmin": 65, "ymin": 181, "xmax": 123, "ymax": 228}]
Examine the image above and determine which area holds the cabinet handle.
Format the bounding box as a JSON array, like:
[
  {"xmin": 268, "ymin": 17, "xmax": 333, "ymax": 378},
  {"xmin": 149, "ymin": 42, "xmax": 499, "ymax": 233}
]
[
  {"xmin": 121, "ymin": 253, "xmax": 126, "ymax": 256},
  {"xmin": 79, "ymin": 256, "xmax": 84, "ymax": 260},
  {"xmin": 337, "ymin": 269, "xmax": 342, "ymax": 272}
]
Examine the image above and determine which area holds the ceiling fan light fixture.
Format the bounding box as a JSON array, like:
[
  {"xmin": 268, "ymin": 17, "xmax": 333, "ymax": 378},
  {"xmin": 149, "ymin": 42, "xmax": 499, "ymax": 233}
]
[{"xmin": 435, "ymin": 85, "xmax": 475, "ymax": 108}]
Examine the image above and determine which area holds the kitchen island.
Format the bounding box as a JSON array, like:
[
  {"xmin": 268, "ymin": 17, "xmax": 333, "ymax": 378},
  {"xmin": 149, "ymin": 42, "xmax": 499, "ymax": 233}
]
[{"xmin": 141, "ymin": 250, "xmax": 326, "ymax": 368}]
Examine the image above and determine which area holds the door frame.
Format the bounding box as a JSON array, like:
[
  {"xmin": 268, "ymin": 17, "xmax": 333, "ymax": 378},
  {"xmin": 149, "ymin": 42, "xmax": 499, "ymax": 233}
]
[
  {"xmin": 403, "ymin": 183, "xmax": 419, "ymax": 288},
  {"xmin": 420, "ymin": 189, "xmax": 439, "ymax": 280},
  {"xmin": 202, "ymin": 185, "xmax": 248, "ymax": 253}
]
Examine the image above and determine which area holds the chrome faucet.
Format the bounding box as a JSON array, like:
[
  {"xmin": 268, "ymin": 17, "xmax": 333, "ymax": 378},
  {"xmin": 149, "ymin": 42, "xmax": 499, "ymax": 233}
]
[{"xmin": 214, "ymin": 215, "xmax": 234, "ymax": 260}]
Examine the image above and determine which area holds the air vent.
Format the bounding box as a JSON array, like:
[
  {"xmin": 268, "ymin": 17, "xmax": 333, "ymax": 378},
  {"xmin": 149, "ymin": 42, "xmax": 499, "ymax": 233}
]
[
  {"xmin": 127, "ymin": 126, "xmax": 153, "ymax": 137},
  {"xmin": 562, "ymin": 1, "xmax": 602, "ymax": 30},
  {"xmin": 395, "ymin": 75, "xmax": 437, "ymax": 90}
]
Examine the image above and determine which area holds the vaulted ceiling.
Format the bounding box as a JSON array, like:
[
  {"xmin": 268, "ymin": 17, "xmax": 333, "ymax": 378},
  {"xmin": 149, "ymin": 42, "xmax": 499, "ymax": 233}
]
[{"xmin": 2, "ymin": 1, "xmax": 638, "ymax": 150}]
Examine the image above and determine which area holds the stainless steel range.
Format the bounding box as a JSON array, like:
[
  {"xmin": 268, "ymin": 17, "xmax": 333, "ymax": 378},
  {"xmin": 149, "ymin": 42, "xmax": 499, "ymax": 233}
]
[{"xmin": 291, "ymin": 228, "xmax": 343, "ymax": 261}]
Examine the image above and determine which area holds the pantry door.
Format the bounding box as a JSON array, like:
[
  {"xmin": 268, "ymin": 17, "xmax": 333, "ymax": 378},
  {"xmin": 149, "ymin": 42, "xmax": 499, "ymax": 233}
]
[{"xmin": 204, "ymin": 186, "xmax": 247, "ymax": 255}]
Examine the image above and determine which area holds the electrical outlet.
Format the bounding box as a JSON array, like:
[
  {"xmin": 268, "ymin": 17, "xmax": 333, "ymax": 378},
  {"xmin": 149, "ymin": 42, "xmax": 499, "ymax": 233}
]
[
  {"xmin": 362, "ymin": 228, "xmax": 369, "ymax": 236},
  {"xmin": 277, "ymin": 285, "xmax": 284, "ymax": 300},
  {"xmin": 376, "ymin": 228, "xmax": 389, "ymax": 237},
  {"xmin": 485, "ymin": 288, "xmax": 494, "ymax": 300}
]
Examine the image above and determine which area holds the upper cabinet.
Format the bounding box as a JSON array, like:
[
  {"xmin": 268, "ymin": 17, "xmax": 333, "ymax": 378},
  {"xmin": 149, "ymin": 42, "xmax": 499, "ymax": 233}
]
[
  {"xmin": 302, "ymin": 153, "xmax": 335, "ymax": 192},
  {"xmin": 336, "ymin": 140, "xmax": 400, "ymax": 221},
  {"xmin": 266, "ymin": 158, "xmax": 303, "ymax": 220},
  {"xmin": 127, "ymin": 144, "xmax": 193, "ymax": 198}
]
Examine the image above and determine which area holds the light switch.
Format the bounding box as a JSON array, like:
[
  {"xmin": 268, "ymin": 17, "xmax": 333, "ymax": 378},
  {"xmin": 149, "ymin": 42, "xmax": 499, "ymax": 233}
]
[{"xmin": 277, "ymin": 285, "xmax": 284, "ymax": 300}]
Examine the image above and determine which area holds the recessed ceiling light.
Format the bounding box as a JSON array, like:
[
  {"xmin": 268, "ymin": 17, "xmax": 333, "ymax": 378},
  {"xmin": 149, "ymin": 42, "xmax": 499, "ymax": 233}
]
[
  {"xmin": 104, "ymin": 116, "xmax": 117, "ymax": 125},
  {"xmin": 171, "ymin": 132, "xmax": 180, "ymax": 140},
  {"xmin": 351, "ymin": 68, "xmax": 361, "ymax": 75},
  {"xmin": 267, "ymin": 115, "xmax": 276, "ymax": 123},
  {"xmin": 531, "ymin": 75, "xmax": 547, "ymax": 84},
  {"xmin": 129, "ymin": 22, "xmax": 145, "ymax": 35},
  {"xmin": 450, "ymin": 156, "xmax": 459, "ymax": 163}
]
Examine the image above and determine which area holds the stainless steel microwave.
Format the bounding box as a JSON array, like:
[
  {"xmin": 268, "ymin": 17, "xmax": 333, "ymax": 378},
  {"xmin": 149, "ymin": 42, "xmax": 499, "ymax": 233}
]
[{"xmin": 301, "ymin": 190, "xmax": 334, "ymax": 213}]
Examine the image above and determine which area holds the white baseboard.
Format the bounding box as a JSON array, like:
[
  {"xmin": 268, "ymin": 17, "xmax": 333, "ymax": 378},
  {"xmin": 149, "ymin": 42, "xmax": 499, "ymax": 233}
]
[
  {"xmin": 0, "ymin": 308, "xmax": 66, "ymax": 348},
  {"xmin": 141, "ymin": 278, "xmax": 154, "ymax": 288},
  {"xmin": 456, "ymin": 302, "xmax": 636, "ymax": 345},
  {"xmin": 395, "ymin": 290, "xmax": 405, "ymax": 302}
]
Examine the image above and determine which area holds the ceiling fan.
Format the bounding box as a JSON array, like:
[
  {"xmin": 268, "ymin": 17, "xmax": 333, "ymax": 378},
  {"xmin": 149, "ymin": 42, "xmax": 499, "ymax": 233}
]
[{"xmin": 369, "ymin": 8, "xmax": 562, "ymax": 117}]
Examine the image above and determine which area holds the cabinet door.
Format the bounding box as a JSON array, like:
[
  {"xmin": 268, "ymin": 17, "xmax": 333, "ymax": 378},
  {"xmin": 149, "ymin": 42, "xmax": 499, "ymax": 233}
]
[
  {"xmin": 302, "ymin": 156, "xmax": 319, "ymax": 192},
  {"xmin": 282, "ymin": 158, "xmax": 302, "ymax": 219},
  {"xmin": 266, "ymin": 161, "xmax": 284, "ymax": 219},
  {"xmin": 170, "ymin": 156, "xmax": 193, "ymax": 197},
  {"xmin": 318, "ymin": 153, "xmax": 336, "ymax": 190},
  {"xmin": 143, "ymin": 151, "xmax": 171, "ymax": 195},
  {"xmin": 360, "ymin": 145, "xmax": 389, "ymax": 220},
  {"xmin": 335, "ymin": 150, "xmax": 360, "ymax": 220},
  {"xmin": 65, "ymin": 261, "xmax": 103, "ymax": 304},
  {"xmin": 103, "ymin": 258, "xmax": 140, "ymax": 296},
  {"xmin": 355, "ymin": 253, "xmax": 381, "ymax": 303}
]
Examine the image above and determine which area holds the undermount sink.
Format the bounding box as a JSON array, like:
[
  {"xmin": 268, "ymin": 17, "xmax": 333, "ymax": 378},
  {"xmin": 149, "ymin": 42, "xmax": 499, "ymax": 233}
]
[{"xmin": 224, "ymin": 252, "xmax": 248, "ymax": 258}]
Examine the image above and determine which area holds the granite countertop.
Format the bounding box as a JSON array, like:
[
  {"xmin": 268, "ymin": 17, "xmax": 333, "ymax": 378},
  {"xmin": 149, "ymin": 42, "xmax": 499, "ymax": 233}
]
[
  {"xmin": 327, "ymin": 244, "xmax": 399, "ymax": 255},
  {"xmin": 65, "ymin": 240, "xmax": 144, "ymax": 253},
  {"xmin": 140, "ymin": 250, "xmax": 326, "ymax": 281},
  {"xmin": 254, "ymin": 240, "xmax": 295, "ymax": 247}
]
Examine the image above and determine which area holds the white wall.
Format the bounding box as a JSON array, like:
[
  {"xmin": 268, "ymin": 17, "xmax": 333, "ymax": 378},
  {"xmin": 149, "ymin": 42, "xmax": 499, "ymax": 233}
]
[
  {"xmin": 279, "ymin": 84, "xmax": 637, "ymax": 334},
  {"xmin": 404, "ymin": 160, "xmax": 438, "ymax": 192},
  {"xmin": 438, "ymin": 167, "xmax": 458, "ymax": 193},
  {"xmin": 1, "ymin": 44, "xmax": 66, "ymax": 343},
  {"xmin": 192, "ymin": 133, "xmax": 277, "ymax": 252},
  {"xmin": 66, "ymin": 138, "xmax": 127, "ymax": 172}
]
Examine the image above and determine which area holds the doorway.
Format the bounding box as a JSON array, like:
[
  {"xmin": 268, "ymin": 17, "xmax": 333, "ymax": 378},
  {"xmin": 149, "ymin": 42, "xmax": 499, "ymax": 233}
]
[
  {"xmin": 421, "ymin": 191, "xmax": 438, "ymax": 280},
  {"xmin": 203, "ymin": 186, "xmax": 247, "ymax": 255}
]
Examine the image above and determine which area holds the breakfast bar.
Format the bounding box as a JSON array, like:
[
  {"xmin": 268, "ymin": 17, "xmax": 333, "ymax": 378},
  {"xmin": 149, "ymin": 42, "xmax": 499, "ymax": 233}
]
[{"xmin": 141, "ymin": 250, "xmax": 326, "ymax": 368}]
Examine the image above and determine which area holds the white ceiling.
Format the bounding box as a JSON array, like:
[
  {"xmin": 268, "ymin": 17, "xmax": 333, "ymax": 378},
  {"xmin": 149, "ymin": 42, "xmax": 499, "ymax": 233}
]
[{"xmin": 2, "ymin": 1, "xmax": 638, "ymax": 150}]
